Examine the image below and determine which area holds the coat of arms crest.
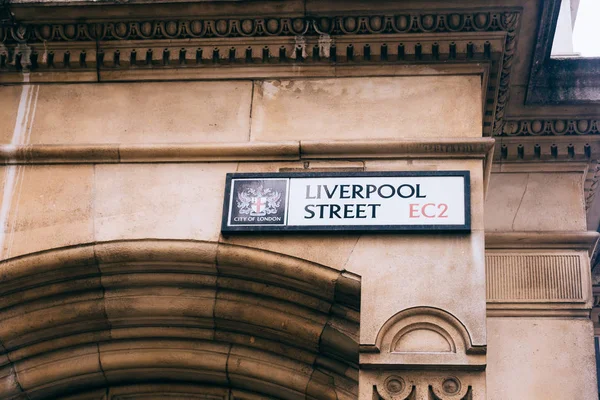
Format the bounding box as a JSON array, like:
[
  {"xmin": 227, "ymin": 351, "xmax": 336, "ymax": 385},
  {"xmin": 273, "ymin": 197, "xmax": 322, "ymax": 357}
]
[{"xmin": 237, "ymin": 185, "xmax": 282, "ymax": 216}]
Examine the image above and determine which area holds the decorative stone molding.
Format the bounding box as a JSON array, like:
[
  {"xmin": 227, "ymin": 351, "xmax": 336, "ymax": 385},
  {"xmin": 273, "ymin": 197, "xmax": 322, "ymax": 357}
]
[
  {"xmin": 0, "ymin": 139, "xmax": 495, "ymax": 200},
  {"xmin": 487, "ymin": 254, "xmax": 584, "ymax": 301},
  {"xmin": 0, "ymin": 138, "xmax": 496, "ymax": 164},
  {"xmin": 0, "ymin": 13, "xmax": 517, "ymax": 43},
  {"xmin": 493, "ymin": 136, "xmax": 600, "ymax": 163},
  {"xmin": 485, "ymin": 232, "xmax": 596, "ymax": 318},
  {"xmin": 485, "ymin": 231, "xmax": 599, "ymax": 253},
  {"xmin": 374, "ymin": 374, "xmax": 474, "ymax": 400},
  {"xmin": 0, "ymin": 10, "xmax": 520, "ymax": 137},
  {"xmin": 301, "ymin": 138, "xmax": 495, "ymax": 161},
  {"xmin": 491, "ymin": 136, "xmax": 600, "ymax": 211},
  {"xmin": 0, "ymin": 240, "xmax": 360, "ymax": 399},
  {"xmin": 491, "ymin": 12, "xmax": 519, "ymax": 136},
  {"xmin": 360, "ymin": 307, "xmax": 485, "ymax": 369},
  {"xmin": 362, "ymin": 370, "xmax": 484, "ymax": 400},
  {"xmin": 0, "ymin": 35, "xmax": 502, "ymax": 75},
  {"xmin": 499, "ymin": 119, "xmax": 600, "ymax": 136}
]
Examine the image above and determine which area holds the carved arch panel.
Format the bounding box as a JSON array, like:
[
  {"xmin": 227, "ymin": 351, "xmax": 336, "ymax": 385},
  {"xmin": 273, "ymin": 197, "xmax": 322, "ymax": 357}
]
[
  {"xmin": 361, "ymin": 306, "xmax": 485, "ymax": 368},
  {"xmin": 359, "ymin": 307, "xmax": 485, "ymax": 400}
]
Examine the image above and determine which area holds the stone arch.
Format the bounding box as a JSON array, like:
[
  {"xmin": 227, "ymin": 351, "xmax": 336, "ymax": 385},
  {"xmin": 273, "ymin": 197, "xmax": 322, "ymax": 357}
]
[
  {"xmin": 0, "ymin": 240, "xmax": 360, "ymax": 399},
  {"xmin": 361, "ymin": 307, "xmax": 485, "ymax": 368},
  {"xmin": 375, "ymin": 307, "xmax": 475, "ymax": 354}
]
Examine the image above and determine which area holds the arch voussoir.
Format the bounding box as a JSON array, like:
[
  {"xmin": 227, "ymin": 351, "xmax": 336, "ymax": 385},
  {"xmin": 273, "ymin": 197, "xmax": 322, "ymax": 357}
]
[{"xmin": 0, "ymin": 240, "xmax": 360, "ymax": 400}]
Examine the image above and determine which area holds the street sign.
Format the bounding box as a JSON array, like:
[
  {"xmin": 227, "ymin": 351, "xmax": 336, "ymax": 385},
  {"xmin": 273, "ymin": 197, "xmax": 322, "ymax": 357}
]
[{"xmin": 221, "ymin": 171, "xmax": 470, "ymax": 233}]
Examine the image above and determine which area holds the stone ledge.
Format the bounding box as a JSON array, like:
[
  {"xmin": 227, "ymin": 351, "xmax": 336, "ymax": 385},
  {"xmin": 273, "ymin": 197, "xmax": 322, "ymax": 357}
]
[
  {"xmin": 0, "ymin": 138, "xmax": 495, "ymax": 164},
  {"xmin": 486, "ymin": 308, "xmax": 591, "ymax": 318},
  {"xmin": 485, "ymin": 231, "xmax": 599, "ymax": 253}
]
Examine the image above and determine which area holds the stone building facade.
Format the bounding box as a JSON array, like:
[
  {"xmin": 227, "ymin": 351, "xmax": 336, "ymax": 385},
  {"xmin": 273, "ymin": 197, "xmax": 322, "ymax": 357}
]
[{"xmin": 0, "ymin": 0, "xmax": 599, "ymax": 399}]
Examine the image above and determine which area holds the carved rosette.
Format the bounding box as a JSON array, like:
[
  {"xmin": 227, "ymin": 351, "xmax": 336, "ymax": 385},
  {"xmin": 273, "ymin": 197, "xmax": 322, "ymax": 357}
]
[
  {"xmin": 371, "ymin": 373, "xmax": 478, "ymax": 400},
  {"xmin": 360, "ymin": 307, "xmax": 485, "ymax": 399}
]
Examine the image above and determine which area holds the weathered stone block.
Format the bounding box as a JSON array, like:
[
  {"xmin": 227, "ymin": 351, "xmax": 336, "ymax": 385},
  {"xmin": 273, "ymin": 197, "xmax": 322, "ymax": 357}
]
[{"xmin": 250, "ymin": 76, "xmax": 482, "ymax": 141}]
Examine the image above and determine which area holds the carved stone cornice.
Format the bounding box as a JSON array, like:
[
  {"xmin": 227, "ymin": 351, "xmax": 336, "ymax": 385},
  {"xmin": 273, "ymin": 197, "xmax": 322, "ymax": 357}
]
[
  {"xmin": 490, "ymin": 12, "xmax": 519, "ymax": 136},
  {"xmin": 492, "ymin": 136, "xmax": 600, "ymax": 212},
  {"xmin": 493, "ymin": 136, "xmax": 600, "ymax": 163},
  {"xmin": 494, "ymin": 126, "xmax": 600, "ymax": 209},
  {"xmin": 485, "ymin": 231, "xmax": 599, "ymax": 253},
  {"xmin": 0, "ymin": 10, "xmax": 520, "ymax": 137},
  {"xmin": 499, "ymin": 119, "xmax": 600, "ymax": 136},
  {"xmin": 0, "ymin": 13, "xmax": 517, "ymax": 43}
]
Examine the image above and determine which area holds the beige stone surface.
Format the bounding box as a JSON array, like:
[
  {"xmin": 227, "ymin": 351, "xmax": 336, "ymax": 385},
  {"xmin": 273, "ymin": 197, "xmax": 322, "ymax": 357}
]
[
  {"xmin": 347, "ymin": 231, "xmax": 486, "ymax": 348},
  {"xmin": 485, "ymin": 172, "xmax": 586, "ymax": 231},
  {"xmin": 353, "ymin": 159, "xmax": 487, "ymax": 351},
  {"xmin": 484, "ymin": 172, "xmax": 528, "ymax": 232},
  {"xmin": 94, "ymin": 163, "xmax": 236, "ymax": 242},
  {"xmin": 0, "ymin": 85, "xmax": 22, "ymax": 144},
  {"xmin": 236, "ymin": 160, "xmax": 366, "ymax": 173},
  {"xmin": 28, "ymin": 81, "xmax": 253, "ymax": 144},
  {"xmin": 250, "ymin": 76, "xmax": 482, "ymax": 141},
  {"xmin": 0, "ymin": 165, "xmax": 94, "ymax": 260},
  {"xmin": 221, "ymin": 234, "xmax": 361, "ymax": 270},
  {"xmin": 0, "ymin": 167, "xmax": 5, "ymax": 209},
  {"xmin": 487, "ymin": 317, "xmax": 598, "ymax": 400}
]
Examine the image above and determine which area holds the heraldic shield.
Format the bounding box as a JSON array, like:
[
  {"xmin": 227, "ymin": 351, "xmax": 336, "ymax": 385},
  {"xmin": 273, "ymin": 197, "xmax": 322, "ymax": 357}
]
[{"xmin": 228, "ymin": 179, "xmax": 288, "ymax": 226}]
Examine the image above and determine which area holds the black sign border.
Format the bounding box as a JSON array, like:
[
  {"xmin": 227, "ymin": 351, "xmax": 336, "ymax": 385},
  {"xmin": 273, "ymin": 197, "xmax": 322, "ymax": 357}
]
[{"xmin": 221, "ymin": 171, "xmax": 471, "ymax": 233}]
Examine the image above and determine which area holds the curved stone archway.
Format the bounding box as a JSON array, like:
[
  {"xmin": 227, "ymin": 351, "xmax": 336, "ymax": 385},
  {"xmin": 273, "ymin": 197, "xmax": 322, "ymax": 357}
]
[
  {"xmin": 57, "ymin": 383, "xmax": 302, "ymax": 400},
  {"xmin": 0, "ymin": 240, "xmax": 360, "ymax": 400}
]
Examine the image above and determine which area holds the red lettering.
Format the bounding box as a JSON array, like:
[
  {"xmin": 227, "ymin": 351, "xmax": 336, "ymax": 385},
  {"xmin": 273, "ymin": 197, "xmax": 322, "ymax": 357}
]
[
  {"xmin": 409, "ymin": 203, "xmax": 449, "ymax": 218},
  {"xmin": 438, "ymin": 203, "xmax": 448, "ymax": 218},
  {"xmin": 422, "ymin": 203, "xmax": 436, "ymax": 218},
  {"xmin": 409, "ymin": 204, "xmax": 420, "ymax": 218}
]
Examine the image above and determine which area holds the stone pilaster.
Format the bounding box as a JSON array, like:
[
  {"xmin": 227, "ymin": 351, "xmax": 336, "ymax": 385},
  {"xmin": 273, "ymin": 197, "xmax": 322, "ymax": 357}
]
[
  {"xmin": 353, "ymin": 152, "xmax": 490, "ymax": 399},
  {"xmin": 485, "ymin": 165, "xmax": 599, "ymax": 399}
]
